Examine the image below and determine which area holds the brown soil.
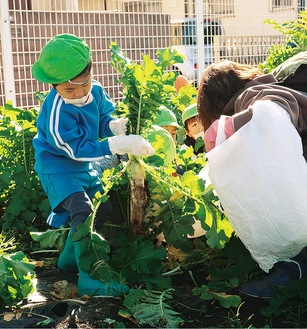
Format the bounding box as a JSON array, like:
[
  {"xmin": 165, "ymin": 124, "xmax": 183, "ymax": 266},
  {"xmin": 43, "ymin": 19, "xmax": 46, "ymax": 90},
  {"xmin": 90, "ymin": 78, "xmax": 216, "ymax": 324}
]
[{"xmin": 0, "ymin": 258, "xmax": 286, "ymax": 329}]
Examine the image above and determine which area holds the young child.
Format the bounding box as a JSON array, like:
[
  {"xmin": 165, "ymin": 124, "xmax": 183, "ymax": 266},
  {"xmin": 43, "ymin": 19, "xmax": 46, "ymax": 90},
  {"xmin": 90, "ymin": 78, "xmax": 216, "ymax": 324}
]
[
  {"xmin": 146, "ymin": 106, "xmax": 180, "ymax": 167},
  {"xmin": 147, "ymin": 125, "xmax": 176, "ymax": 167},
  {"xmin": 181, "ymin": 103, "xmax": 205, "ymax": 155},
  {"xmin": 154, "ymin": 105, "xmax": 180, "ymax": 144},
  {"xmin": 31, "ymin": 33, "xmax": 154, "ymax": 297}
]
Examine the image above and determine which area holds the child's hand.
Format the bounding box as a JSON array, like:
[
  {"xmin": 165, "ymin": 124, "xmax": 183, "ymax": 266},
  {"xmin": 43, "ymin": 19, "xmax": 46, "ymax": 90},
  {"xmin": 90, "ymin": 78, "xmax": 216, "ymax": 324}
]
[
  {"xmin": 108, "ymin": 135, "xmax": 155, "ymax": 156},
  {"xmin": 109, "ymin": 117, "xmax": 128, "ymax": 136}
]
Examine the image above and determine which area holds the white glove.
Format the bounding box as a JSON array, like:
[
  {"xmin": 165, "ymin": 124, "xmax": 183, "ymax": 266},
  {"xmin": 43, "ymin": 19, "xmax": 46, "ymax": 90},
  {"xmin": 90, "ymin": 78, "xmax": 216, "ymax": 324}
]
[
  {"xmin": 109, "ymin": 117, "xmax": 128, "ymax": 136},
  {"xmin": 108, "ymin": 135, "xmax": 155, "ymax": 156}
]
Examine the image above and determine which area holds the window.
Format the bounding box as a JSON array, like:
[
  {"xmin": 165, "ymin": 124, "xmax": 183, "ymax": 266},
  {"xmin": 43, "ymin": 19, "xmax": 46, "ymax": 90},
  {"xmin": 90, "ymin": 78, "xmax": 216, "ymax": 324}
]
[
  {"xmin": 123, "ymin": 1, "xmax": 162, "ymax": 13},
  {"xmin": 9, "ymin": 0, "xmax": 32, "ymax": 10},
  {"xmin": 270, "ymin": 0, "xmax": 294, "ymax": 11},
  {"xmin": 298, "ymin": 0, "xmax": 306, "ymax": 13},
  {"xmin": 209, "ymin": 0, "xmax": 234, "ymax": 16},
  {"xmin": 171, "ymin": 18, "xmax": 223, "ymax": 46}
]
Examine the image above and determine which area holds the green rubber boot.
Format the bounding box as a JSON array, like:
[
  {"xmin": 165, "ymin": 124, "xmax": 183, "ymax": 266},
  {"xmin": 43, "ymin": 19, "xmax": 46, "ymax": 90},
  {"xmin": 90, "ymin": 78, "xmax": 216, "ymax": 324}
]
[
  {"xmin": 73, "ymin": 241, "xmax": 130, "ymax": 297},
  {"xmin": 57, "ymin": 230, "xmax": 78, "ymax": 272}
]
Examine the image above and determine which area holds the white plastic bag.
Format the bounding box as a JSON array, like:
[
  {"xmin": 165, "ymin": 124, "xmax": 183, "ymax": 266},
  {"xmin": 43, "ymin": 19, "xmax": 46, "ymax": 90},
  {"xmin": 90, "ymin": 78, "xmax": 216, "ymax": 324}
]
[{"xmin": 206, "ymin": 100, "xmax": 307, "ymax": 272}]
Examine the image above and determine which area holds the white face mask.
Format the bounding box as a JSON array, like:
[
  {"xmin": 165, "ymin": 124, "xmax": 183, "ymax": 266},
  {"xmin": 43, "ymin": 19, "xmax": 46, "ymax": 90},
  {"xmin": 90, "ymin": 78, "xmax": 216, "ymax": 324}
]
[
  {"xmin": 62, "ymin": 91, "xmax": 93, "ymax": 107},
  {"xmin": 192, "ymin": 131, "xmax": 205, "ymax": 140}
]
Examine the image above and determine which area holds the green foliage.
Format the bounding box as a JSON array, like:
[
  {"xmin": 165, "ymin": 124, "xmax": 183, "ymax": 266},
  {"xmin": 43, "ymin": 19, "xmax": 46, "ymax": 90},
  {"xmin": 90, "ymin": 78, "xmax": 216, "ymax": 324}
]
[
  {"xmin": 99, "ymin": 318, "xmax": 125, "ymax": 328},
  {"xmin": 111, "ymin": 42, "xmax": 224, "ymax": 251},
  {"xmin": 144, "ymin": 153, "xmax": 233, "ymax": 251},
  {"xmin": 69, "ymin": 216, "xmax": 124, "ymax": 284},
  {"xmin": 0, "ymin": 234, "xmax": 35, "ymax": 309},
  {"xmin": 193, "ymin": 280, "xmax": 241, "ymax": 308},
  {"xmin": 218, "ymin": 302, "xmax": 255, "ymax": 328},
  {"xmin": 220, "ymin": 235, "xmax": 259, "ymax": 281},
  {"xmin": 260, "ymin": 44, "xmax": 295, "ymax": 74},
  {"xmin": 123, "ymin": 289, "xmax": 184, "ymax": 328},
  {"xmin": 260, "ymin": 11, "xmax": 307, "ymax": 72},
  {"xmin": 31, "ymin": 227, "xmax": 67, "ymax": 249},
  {"xmin": 36, "ymin": 317, "xmax": 53, "ymax": 327},
  {"xmin": 104, "ymin": 43, "xmax": 233, "ymax": 295},
  {"xmin": 110, "ymin": 42, "xmax": 192, "ymax": 136},
  {"xmin": 110, "ymin": 234, "xmax": 171, "ymax": 290},
  {"xmin": 261, "ymin": 277, "xmax": 307, "ymax": 327},
  {"xmin": 0, "ymin": 102, "xmax": 49, "ymax": 243}
]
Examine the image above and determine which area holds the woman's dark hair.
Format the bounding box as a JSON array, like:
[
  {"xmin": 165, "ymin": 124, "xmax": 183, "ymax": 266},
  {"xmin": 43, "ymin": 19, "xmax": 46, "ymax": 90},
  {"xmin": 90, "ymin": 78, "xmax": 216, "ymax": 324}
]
[
  {"xmin": 197, "ymin": 61, "xmax": 263, "ymax": 130},
  {"xmin": 52, "ymin": 61, "xmax": 92, "ymax": 88}
]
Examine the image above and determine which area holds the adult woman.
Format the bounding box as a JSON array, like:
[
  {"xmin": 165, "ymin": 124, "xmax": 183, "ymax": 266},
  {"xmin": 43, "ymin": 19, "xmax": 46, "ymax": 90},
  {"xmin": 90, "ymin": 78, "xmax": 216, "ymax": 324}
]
[{"xmin": 197, "ymin": 59, "xmax": 307, "ymax": 298}]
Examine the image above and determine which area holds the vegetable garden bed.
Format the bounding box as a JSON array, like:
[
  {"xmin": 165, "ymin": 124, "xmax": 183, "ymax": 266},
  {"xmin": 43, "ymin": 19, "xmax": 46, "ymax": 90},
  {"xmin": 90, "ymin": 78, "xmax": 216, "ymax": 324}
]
[
  {"xmin": 1, "ymin": 254, "xmax": 301, "ymax": 329},
  {"xmin": 2, "ymin": 31, "xmax": 307, "ymax": 328}
]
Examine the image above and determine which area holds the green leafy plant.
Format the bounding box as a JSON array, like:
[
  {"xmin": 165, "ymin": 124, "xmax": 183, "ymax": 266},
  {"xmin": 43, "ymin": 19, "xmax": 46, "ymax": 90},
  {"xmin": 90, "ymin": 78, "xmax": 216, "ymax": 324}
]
[
  {"xmin": 109, "ymin": 43, "xmax": 231, "ymax": 244},
  {"xmin": 111, "ymin": 43, "xmax": 186, "ymax": 136},
  {"xmin": 192, "ymin": 279, "xmax": 241, "ymax": 308},
  {"xmin": 97, "ymin": 45, "xmax": 233, "ymax": 289},
  {"xmin": 110, "ymin": 43, "xmax": 188, "ymax": 235},
  {"xmin": 260, "ymin": 11, "xmax": 307, "ymax": 72},
  {"xmin": 0, "ymin": 234, "xmax": 35, "ymax": 309},
  {"xmin": 123, "ymin": 288, "xmax": 184, "ymax": 328},
  {"xmin": 0, "ymin": 102, "xmax": 49, "ymax": 245}
]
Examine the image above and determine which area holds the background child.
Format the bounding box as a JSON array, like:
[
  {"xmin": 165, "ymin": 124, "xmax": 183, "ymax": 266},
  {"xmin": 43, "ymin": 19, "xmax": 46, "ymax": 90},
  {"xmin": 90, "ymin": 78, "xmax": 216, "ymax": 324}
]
[
  {"xmin": 181, "ymin": 103, "xmax": 205, "ymax": 155},
  {"xmin": 154, "ymin": 105, "xmax": 180, "ymax": 144},
  {"xmin": 146, "ymin": 105, "xmax": 180, "ymax": 167}
]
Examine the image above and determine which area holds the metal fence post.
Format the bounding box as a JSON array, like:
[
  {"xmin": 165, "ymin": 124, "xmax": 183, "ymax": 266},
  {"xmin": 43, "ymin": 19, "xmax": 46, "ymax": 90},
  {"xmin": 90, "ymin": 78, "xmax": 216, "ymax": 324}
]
[
  {"xmin": 196, "ymin": 0, "xmax": 204, "ymax": 87},
  {"xmin": 0, "ymin": 0, "xmax": 16, "ymax": 106}
]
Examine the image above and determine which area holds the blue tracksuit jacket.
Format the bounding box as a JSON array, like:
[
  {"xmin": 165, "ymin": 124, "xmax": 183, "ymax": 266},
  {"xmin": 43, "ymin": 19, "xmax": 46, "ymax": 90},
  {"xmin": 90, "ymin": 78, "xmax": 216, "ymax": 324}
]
[{"xmin": 33, "ymin": 79, "xmax": 115, "ymax": 174}]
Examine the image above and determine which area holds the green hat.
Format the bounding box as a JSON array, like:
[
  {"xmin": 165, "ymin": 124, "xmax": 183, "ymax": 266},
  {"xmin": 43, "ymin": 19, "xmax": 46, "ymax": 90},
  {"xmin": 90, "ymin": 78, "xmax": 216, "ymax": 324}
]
[
  {"xmin": 32, "ymin": 34, "xmax": 91, "ymax": 84},
  {"xmin": 182, "ymin": 103, "xmax": 198, "ymax": 124},
  {"xmin": 155, "ymin": 106, "xmax": 180, "ymax": 128},
  {"xmin": 147, "ymin": 125, "xmax": 176, "ymax": 166}
]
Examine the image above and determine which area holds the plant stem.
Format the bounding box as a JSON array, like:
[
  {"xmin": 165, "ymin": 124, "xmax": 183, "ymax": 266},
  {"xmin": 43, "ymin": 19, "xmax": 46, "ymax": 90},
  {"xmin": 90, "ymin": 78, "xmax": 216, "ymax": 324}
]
[
  {"xmin": 188, "ymin": 270, "xmax": 198, "ymax": 287},
  {"xmin": 27, "ymin": 311, "xmax": 52, "ymax": 320},
  {"xmin": 136, "ymin": 93, "xmax": 142, "ymax": 135},
  {"xmin": 22, "ymin": 130, "xmax": 28, "ymax": 175},
  {"xmin": 30, "ymin": 249, "xmax": 59, "ymax": 254},
  {"xmin": 162, "ymin": 266, "xmax": 182, "ymax": 276}
]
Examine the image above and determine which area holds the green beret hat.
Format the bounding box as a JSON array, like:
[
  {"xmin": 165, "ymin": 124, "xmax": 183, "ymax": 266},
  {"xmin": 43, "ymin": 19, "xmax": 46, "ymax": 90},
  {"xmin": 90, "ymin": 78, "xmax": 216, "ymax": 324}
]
[
  {"xmin": 182, "ymin": 103, "xmax": 198, "ymax": 124},
  {"xmin": 32, "ymin": 34, "xmax": 91, "ymax": 84},
  {"xmin": 155, "ymin": 106, "xmax": 180, "ymax": 128}
]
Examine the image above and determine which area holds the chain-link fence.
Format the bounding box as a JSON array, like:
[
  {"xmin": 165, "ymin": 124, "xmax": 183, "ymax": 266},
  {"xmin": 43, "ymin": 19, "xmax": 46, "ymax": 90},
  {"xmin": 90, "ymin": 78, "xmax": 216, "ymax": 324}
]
[{"xmin": 0, "ymin": 0, "xmax": 302, "ymax": 109}]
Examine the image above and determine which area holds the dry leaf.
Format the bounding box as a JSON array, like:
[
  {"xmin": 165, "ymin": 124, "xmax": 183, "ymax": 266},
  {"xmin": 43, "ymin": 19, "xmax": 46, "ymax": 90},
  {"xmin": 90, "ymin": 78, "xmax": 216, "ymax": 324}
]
[
  {"xmin": 15, "ymin": 310, "xmax": 23, "ymax": 320},
  {"xmin": 4, "ymin": 312, "xmax": 15, "ymax": 321},
  {"xmin": 33, "ymin": 260, "xmax": 45, "ymax": 267},
  {"xmin": 50, "ymin": 280, "xmax": 78, "ymax": 299}
]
